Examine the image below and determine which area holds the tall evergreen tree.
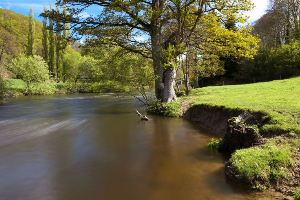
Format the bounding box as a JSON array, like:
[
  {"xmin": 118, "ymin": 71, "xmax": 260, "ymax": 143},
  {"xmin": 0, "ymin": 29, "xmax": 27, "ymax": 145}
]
[
  {"xmin": 48, "ymin": 4, "xmax": 55, "ymax": 76},
  {"xmin": 27, "ymin": 7, "xmax": 35, "ymax": 56},
  {"xmin": 42, "ymin": 5, "xmax": 49, "ymax": 63}
]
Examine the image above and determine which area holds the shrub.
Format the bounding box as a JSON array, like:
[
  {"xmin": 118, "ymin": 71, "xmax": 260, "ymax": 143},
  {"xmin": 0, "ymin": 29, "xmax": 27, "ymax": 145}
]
[
  {"xmin": 207, "ymin": 138, "xmax": 223, "ymax": 150},
  {"xmin": 0, "ymin": 77, "xmax": 5, "ymax": 100},
  {"xmin": 147, "ymin": 100, "xmax": 181, "ymax": 117}
]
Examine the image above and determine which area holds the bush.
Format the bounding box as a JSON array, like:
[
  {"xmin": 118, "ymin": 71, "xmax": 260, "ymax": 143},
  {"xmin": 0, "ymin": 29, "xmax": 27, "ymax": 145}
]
[
  {"xmin": 27, "ymin": 81, "xmax": 58, "ymax": 95},
  {"xmin": 0, "ymin": 77, "xmax": 5, "ymax": 100},
  {"xmin": 147, "ymin": 100, "xmax": 181, "ymax": 117},
  {"xmin": 10, "ymin": 54, "xmax": 51, "ymax": 91},
  {"xmin": 207, "ymin": 138, "xmax": 223, "ymax": 150}
]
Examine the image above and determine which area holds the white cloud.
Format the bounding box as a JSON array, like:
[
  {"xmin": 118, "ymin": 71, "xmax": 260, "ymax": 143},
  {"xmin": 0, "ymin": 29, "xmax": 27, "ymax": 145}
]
[{"xmin": 246, "ymin": 0, "xmax": 269, "ymax": 22}]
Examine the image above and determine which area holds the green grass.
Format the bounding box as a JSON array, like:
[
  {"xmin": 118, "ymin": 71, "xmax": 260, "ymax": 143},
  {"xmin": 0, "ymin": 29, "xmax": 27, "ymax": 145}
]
[
  {"xmin": 184, "ymin": 76, "xmax": 300, "ymax": 133},
  {"xmin": 229, "ymin": 137, "xmax": 300, "ymax": 190},
  {"xmin": 4, "ymin": 79, "xmax": 27, "ymax": 95}
]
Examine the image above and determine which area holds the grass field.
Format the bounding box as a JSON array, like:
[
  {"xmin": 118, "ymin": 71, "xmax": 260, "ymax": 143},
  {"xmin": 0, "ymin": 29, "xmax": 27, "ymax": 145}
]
[{"xmin": 184, "ymin": 76, "xmax": 300, "ymax": 133}]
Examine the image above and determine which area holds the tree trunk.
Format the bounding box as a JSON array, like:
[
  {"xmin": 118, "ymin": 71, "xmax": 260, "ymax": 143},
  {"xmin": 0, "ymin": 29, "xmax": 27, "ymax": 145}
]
[
  {"xmin": 163, "ymin": 68, "xmax": 177, "ymax": 103},
  {"xmin": 151, "ymin": 27, "xmax": 164, "ymax": 100},
  {"xmin": 194, "ymin": 75, "xmax": 199, "ymax": 88}
]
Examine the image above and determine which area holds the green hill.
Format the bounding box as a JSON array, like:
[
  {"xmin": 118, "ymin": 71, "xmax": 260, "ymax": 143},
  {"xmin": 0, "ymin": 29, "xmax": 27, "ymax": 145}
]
[{"xmin": 0, "ymin": 8, "xmax": 43, "ymax": 56}]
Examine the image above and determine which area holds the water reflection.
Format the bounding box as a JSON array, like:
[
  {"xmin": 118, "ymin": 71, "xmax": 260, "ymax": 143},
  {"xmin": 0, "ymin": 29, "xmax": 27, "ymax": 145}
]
[{"xmin": 0, "ymin": 94, "xmax": 284, "ymax": 200}]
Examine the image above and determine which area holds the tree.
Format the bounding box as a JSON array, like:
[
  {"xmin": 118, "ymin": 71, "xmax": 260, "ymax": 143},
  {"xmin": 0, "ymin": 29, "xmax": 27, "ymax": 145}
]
[
  {"xmin": 10, "ymin": 54, "xmax": 51, "ymax": 91},
  {"xmin": 27, "ymin": 7, "xmax": 35, "ymax": 56},
  {"xmin": 0, "ymin": 27, "xmax": 17, "ymax": 67},
  {"xmin": 48, "ymin": 4, "xmax": 56, "ymax": 76},
  {"xmin": 44, "ymin": 0, "xmax": 257, "ymax": 102},
  {"xmin": 42, "ymin": 5, "xmax": 49, "ymax": 63}
]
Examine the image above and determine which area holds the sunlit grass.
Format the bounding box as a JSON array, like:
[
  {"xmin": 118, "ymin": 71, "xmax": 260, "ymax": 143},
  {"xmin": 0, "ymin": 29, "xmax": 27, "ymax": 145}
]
[
  {"xmin": 229, "ymin": 137, "xmax": 300, "ymax": 190},
  {"xmin": 184, "ymin": 76, "xmax": 300, "ymax": 133}
]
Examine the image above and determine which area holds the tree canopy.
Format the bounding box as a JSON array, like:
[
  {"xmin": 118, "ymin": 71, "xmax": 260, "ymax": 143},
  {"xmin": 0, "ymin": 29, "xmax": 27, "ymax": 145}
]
[{"xmin": 42, "ymin": 0, "xmax": 259, "ymax": 102}]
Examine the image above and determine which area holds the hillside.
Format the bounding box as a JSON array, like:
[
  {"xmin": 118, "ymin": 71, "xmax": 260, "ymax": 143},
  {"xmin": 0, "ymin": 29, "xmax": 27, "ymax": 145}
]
[{"xmin": 0, "ymin": 8, "xmax": 43, "ymax": 56}]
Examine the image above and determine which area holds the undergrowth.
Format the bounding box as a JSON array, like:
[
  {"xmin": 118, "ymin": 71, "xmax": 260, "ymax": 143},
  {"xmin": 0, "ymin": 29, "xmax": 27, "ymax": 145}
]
[{"xmin": 147, "ymin": 100, "xmax": 181, "ymax": 117}]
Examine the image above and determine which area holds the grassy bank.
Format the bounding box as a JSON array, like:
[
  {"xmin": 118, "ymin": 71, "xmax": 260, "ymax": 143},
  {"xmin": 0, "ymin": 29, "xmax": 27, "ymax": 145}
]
[
  {"xmin": 3, "ymin": 79, "xmax": 133, "ymax": 97},
  {"xmin": 175, "ymin": 77, "xmax": 300, "ymax": 197},
  {"xmin": 183, "ymin": 76, "xmax": 300, "ymax": 134}
]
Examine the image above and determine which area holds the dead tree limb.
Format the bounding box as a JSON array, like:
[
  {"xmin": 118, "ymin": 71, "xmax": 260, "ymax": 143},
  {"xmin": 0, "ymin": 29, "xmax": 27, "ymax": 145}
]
[{"xmin": 136, "ymin": 110, "xmax": 149, "ymax": 121}]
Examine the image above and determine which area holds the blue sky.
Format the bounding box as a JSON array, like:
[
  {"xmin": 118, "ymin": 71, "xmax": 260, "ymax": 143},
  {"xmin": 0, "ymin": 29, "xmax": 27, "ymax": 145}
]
[{"xmin": 0, "ymin": 0, "xmax": 269, "ymax": 23}]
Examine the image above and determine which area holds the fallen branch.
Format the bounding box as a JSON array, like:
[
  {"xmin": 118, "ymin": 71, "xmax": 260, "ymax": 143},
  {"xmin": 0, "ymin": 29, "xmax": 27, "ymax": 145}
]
[{"xmin": 136, "ymin": 110, "xmax": 149, "ymax": 121}]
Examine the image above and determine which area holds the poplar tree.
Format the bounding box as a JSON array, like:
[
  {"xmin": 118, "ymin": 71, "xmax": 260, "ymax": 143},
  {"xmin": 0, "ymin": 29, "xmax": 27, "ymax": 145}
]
[
  {"xmin": 42, "ymin": 5, "xmax": 49, "ymax": 63},
  {"xmin": 56, "ymin": 5, "xmax": 62, "ymax": 79},
  {"xmin": 27, "ymin": 7, "xmax": 35, "ymax": 56},
  {"xmin": 48, "ymin": 4, "xmax": 55, "ymax": 76}
]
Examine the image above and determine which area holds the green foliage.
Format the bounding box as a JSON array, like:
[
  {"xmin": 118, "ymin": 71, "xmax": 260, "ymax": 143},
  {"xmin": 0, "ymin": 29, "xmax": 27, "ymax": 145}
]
[
  {"xmin": 0, "ymin": 8, "xmax": 43, "ymax": 56},
  {"xmin": 27, "ymin": 7, "xmax": 35, "ymax": 56},
  {"xmin": 4, "ymin": 79, "xmax": 26, "ymax": 94},
  {"xmin": 229, "ymin": 137, "xmax": 299, "ymax": 190},
  {"xmin": 207, "ymin": 138, "xmax": 223, "ymax": 150},
  {"xmin": 4, "ymin": 78, "xmax": 58, "ymax": 95},
  {"xmin": 147, "ymin": 100, "xmax": 180, "ymax": 117},
  {"xmin": 0, "ymin": 76, "xmax": 5, "ymax": 100},
  {"xmin": 186, "ymin": 76, "xmax": 300, "ymax": 133},
  {"xmin": 162, "ymin": 44, "xmax": 178, "ymax": 70},
  {"xmin": 10, "ymin": 54, "xmax": 51, "ymax": 91},
  {"xmin": 295, "ymin": 187, "xmax": 300, "ymax": 200},
  {"xmin": 27, "ymin": 80, "xmax": 57, "ymax": 95}
]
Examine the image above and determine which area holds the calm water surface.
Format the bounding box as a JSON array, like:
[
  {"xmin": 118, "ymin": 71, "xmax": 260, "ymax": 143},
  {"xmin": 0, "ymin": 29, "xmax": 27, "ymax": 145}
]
[{"xmin": 0, "ymin": 94, "xmax": 282, "ymax": 200}]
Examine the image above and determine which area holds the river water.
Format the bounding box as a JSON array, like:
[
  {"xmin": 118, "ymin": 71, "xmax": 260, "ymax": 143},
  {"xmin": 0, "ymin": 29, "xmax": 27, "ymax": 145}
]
[{"xmin": 0, "ymin": 94, "xmax": 282, "ymax": 200}]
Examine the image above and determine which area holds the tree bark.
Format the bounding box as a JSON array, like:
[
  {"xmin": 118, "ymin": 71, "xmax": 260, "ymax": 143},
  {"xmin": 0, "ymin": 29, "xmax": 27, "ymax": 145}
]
[
  {"xmin": 163, "ymin": 68, "xmax": 177, "ymax": 103},
  {"xmin": 150, "ymin": 19, "xmax": 164, "ymax": 100}
]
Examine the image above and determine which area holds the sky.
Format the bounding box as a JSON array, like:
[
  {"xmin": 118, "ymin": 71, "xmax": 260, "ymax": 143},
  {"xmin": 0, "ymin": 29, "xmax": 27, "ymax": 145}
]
[{"xmin": 0, "ymin": 0, "xmax": 269, "ymax": 23}]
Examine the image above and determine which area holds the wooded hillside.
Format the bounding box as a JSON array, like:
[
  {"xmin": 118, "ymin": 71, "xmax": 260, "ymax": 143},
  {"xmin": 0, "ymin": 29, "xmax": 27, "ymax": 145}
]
[{"xmin": 0, "ymin": 8, "xmax": 43, "ymax": 68}]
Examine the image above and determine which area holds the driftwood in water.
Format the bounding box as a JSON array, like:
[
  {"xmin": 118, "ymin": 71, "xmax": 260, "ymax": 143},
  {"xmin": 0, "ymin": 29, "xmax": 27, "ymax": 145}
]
[{"xmin": 136, "ymin": 110, "xmax": 149, "ymax": 121}]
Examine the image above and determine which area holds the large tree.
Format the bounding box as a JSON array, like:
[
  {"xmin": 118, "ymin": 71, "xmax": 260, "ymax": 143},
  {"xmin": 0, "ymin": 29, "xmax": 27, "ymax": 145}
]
[{"xmin": 44, "ymin": 0, "xmax": 257, "ymax": 102}]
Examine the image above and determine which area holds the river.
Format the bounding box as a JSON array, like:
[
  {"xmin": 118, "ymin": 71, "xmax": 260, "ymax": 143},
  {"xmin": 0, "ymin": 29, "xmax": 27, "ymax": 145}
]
[{"xmin": 0, "ymin": 94, "xmax": 282, "ymax": 200}]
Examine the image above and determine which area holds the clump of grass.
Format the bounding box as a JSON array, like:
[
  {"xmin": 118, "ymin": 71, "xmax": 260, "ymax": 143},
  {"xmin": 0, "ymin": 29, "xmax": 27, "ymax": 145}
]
[
  {"xmin": 228, "ymin": 137, "xmax": 300, "ymax": 190},
  {"xmin": 207, "ymin": 138, "xmax": 223, "ymax": 150},
  {"xmin": 295, "ymin": 187, "xmax": 300, "ymax": 200},
  {"xmin": 147, "ymin": 100, "xmax": 181, "ymax": 117}
]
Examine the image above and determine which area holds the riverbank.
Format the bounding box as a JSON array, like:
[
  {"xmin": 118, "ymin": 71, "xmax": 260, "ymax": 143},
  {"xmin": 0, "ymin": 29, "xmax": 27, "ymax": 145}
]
[{"xmin": 165, "ymin": 77, "xmax": 300, "ymax": 199}]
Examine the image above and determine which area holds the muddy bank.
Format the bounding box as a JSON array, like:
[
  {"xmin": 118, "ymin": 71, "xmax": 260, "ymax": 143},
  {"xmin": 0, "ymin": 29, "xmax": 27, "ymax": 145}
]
[{"xmin": 180, "ymin": 103, "xmax": 269, "ymax": 134}]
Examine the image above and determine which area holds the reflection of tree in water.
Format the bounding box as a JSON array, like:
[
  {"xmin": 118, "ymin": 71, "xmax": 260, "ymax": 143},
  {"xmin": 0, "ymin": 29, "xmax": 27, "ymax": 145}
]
[{"xmin": 145, "ymin": 117, "xmax": 190, "ymax": 200}]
